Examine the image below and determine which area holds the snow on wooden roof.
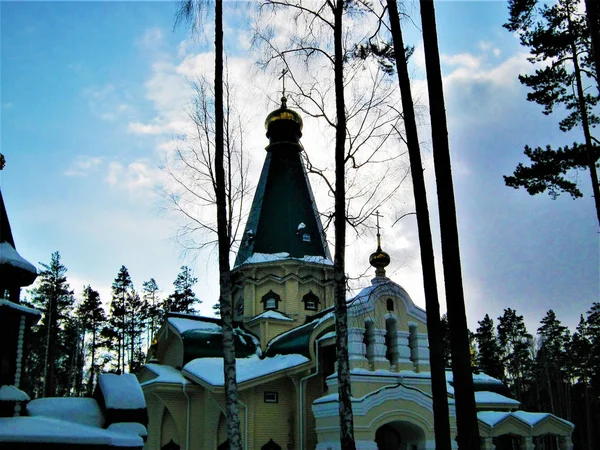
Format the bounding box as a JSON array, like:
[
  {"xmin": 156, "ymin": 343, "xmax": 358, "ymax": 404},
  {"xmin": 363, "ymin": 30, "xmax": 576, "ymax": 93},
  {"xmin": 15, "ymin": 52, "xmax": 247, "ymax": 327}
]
[
  {"xmin": 249, "ymin": 309, "xmax": 294, "ymax": 323},
  {"xmin": 98, "ymin": 373, "xmax": 146, "ymax": 410},
  {"xmin": 183, "ymin": 354, "xmax": 309, "ymax": 386},
  {"xmin": 27, "ymin": 397, "xmax": 105, "ymax": 429},
  {"xmin": 0, "ymin": 298, "xmax": 41, "ymax": 316},
  {"xmin": 141, "ymin": 364, "xmax": 189, "ymax": 386},
  {"xmin": 0, "ymin": 385, "xmax": 30, "ymax": 402}
]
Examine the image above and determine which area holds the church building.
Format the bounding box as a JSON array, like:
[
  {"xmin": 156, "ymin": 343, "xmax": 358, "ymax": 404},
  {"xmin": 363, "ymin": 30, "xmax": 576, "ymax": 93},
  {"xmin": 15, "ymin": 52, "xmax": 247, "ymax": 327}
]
[{"xmin": 139, "ymin": 97, "xmax": 575, "ymax": 450}]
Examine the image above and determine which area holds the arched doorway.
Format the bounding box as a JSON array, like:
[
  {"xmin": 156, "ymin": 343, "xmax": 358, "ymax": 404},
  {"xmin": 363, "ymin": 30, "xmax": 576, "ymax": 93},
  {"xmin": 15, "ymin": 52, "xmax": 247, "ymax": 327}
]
[{"xmin": 375, "ymin": 421, "xmax": 426, "ymax": 450}]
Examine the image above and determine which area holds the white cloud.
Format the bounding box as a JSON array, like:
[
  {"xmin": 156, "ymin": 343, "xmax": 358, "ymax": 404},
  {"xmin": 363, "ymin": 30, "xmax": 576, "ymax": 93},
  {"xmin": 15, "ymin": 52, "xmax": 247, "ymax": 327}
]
[
  {"xmin": 105, "ymin": 159, "xmax": 164, "ymax": 193},
  {"xmin": 138, "ymin": 27, "xmax": 164, "ymax": 48},
  {"xmin": 128, "ymin": 121, "xmax": 165, "ymax": 135},
  {"xmin": 3, "ymin": 102, "xmax": 13, "ymax": 109},
  {"xmin": 64, "ymin": 156, "xmax": 103, "ymax": 177}
]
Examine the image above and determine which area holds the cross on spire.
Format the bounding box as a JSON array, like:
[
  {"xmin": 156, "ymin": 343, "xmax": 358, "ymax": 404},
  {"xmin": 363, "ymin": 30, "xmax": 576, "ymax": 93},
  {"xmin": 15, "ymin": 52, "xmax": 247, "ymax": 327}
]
[
  {"xmin": 374, "ymin": 210, "xmax": 383, "ymax": 249},
  {"xmin": 278, "ymin": 68, "xmax": 288, "ymax": 98}
]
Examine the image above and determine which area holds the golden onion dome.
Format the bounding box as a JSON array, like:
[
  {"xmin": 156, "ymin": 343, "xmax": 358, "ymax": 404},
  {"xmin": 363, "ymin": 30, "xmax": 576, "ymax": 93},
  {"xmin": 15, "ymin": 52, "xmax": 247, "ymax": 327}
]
[
  {"xmin": 369, "ymin": 246, "xmax": 391, "ymax": 270},
  {"xmin": 265, "ymin": 96, "xmax": 303, "ymax": 131}
]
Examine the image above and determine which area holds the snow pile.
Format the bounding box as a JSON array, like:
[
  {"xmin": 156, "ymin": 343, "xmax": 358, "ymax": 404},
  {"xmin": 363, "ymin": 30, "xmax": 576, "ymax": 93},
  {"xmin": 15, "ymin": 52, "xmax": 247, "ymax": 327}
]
[
  {"xmin": 0, "ymin": 242, "xmax": 37, "ymax": 273},
  {"xmin": 98, "ymin": 373, "xmax": 146, "ymax": 410},
  {"xmin": 0, "ymin": 417, "xmax": 143, "ymax": 447},
  {"xmin": 107, "ymin": 422, "xmax": 148, "ymax": 438},
  {"xmin": 184, "ymin": 354, "xmax": 309, "ymax": 386},
  {"xmin": 0, "ymin": 385, "xmax": 30, "ymax": 402},
  {"xmin": 250, "ymin": 310, "xmax": 294, "ymax": 322},
  {"xmin": 27, "ymin": 397, "xmax": 105, "ymax": 428},
  {"xmin": 141, "ymin": 364, "xmax": 189, "ymax": 386},
  {"xmin": 169, "ymin": 317, "xmax": 221, "ymax": 334}
]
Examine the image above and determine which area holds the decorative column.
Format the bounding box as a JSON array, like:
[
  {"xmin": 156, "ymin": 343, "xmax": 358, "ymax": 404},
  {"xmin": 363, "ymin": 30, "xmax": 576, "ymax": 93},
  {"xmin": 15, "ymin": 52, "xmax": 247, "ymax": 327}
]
[
  {"xmin": 348, "ymin": 327, "xmax": 369, "ymax": 370},
  {"xmin": 558, "ymin": 436, "xmax": 574, "ymax": 450},
  {"xmin": 13, "ymin": 314, "xmax": 26, "ymax": 417},
  {"xmin": 372, "ymin": 329, "xmax": 389, "ymax": 370},
  {"xmin": 396, "ymin": 330, "xmax": 414, "ymax": 371},
  {"xmin": 409, "ymin": 325, "xmax": 430, "ymax": 371},
  {"xmin": 481, "ymin": 437, "xmax": 496, "ymax": 450},
  {"xmin": 521, "ymin": 436, "xmax": 535, "ymax": 450}
]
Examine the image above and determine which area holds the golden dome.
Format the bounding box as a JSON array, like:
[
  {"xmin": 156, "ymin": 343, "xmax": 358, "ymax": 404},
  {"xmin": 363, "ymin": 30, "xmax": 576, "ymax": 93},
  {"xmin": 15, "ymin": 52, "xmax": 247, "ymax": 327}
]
[
  {"xmin": 265, "ymin": 96, "xmax": 303, "ymax": 131},
  {"xmin": 369, "ymin": 247, "xmax": 391, "ymax": 270}
]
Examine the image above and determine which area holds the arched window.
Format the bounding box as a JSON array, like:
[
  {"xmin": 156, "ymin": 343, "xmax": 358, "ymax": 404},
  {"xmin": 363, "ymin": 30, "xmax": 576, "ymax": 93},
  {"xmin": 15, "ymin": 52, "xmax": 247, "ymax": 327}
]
[
  {"xmin": 364, "ymin": 320, "xmax": 375, "ymax": 363},
  {"xmin": 236, "ymin": 297, "xmax": 244, "ymax": 317},
  {"xmin": 386, "ymin": 298, "xmax": 394, "ymax": 311},
  {"xmin": 261, "ymin": 290, "xmax": 281, "ymax": 310},
  {"xmin": 385, "ymin": 317, "xmax": 398, "ymax": 366},
  {"xmin": 302, "ymin": 291, "xmax": 320, "ymax": 311}
]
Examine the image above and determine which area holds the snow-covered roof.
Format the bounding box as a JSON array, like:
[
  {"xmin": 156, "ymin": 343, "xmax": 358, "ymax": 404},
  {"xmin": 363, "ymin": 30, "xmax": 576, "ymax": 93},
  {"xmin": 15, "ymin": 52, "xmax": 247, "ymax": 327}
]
[
  {"xmin": 141, "ymin": 363, "xmax": 189, "ymax": 386},
  {"xmin": 0, "ymin": 385, "xmax": 30, "ymax": 402},
  {"xmin": 183, "ymin": 354, "xmax": 309, "ymax": 386},
  {"xmin": 168, "ymin": 316, "xmax": 221, "ymax": 334},
  {"xmin": 475, "ymin": 391, "xmax": 520, "ymax": 407},
  {"xmin": 98, "ymin": 373, "xmax": 146, "ymax": 410},
  {"xmin": 0, "ymin": 298, "xmax": 41, "ymax": 316},
  {"xmin": 249, "ymin": 310, "xmax": 294, "ymax": 323},
  {"xmin": 0, "ymin": 242, "xmax": 37, "ymax": 274},
  {"xmin": 477, "ymin": 411, "xmax": 512, "ymax": 427},
  {"xmin": 0, "ymin": 417, "xmax": 144, "ymax": 447},
  {"xmin": 27, "ymin": 397, "xmax": 105, "ymax": 428},
  {"xmin": 107, "ymin": 422, "xmax": 148, "ymax": 438},
  {"xmin": 477, "ymin": 410, "xmax": 574, "ymax": 429},
  {"xmin": 238, "ymin": 252, "xmax": 333, "ymax": 266}
]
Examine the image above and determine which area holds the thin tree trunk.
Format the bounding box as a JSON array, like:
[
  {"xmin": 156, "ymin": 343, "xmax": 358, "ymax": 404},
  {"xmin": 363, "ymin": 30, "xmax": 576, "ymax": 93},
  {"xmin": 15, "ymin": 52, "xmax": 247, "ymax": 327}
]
[
  {"xmin": 43, "ymin": 294, "xmax": 54, "ymax": 397},
  {"xmin": 214, "ymin": 1, "xmax": 242, "ymax": 448},
  {"xmin": 419, "ymin": 1, "xmax": 480, "ymax": 448},
  {"xmin": 387, "ymin": 2, "xmax": 452, "ymax": 449},
  {"xmin": 333, "ymin": 2, "xmax": 355, "ymax": 449},
  {"xmin": 89, "ymin": 328, "xmax": 96, "ymax": 396}
]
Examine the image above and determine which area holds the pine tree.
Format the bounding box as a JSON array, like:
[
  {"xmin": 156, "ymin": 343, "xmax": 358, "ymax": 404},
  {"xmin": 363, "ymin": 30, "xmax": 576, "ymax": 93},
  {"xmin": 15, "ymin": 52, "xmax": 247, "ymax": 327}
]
[
  {"xmin": 536, "ymin": 309, "xmax": 569, "ymax": 415},
  {"xmin": 475, "ymin": 314, "xmax": 504, "ymax": 380},
  {"xmin": 125, "ymin": 289, "xmax": 146, "ymax": 373},
  {"xmin": 166, "ymin": 266, "xmax": 200, "ymax": 313},
  {"xmin": 142, "ymin": 278, "xmax": 161, "ymax": 344},
  {"xmin": 76, "ymin": 285, "xmax": 106, "ymax": 395},
  {"xmin": 497, "ymin": 308, "xmax": 533, "ymax": 402},
  {"xmin": 504, "ymin": 0, "xmax": 600, "ymax": 225},
  {"xmin": 27, "ymin": 251, "xmax": 76, "ymax": 397},
  {"xmin": 108, "ymin": 266, "xmax": 133, "ymax": 374}
]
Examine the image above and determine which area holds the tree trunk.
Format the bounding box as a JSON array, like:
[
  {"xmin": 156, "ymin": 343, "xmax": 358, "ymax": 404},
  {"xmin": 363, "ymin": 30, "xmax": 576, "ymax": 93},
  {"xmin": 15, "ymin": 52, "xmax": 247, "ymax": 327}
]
[
  {"xmin": 569, "ymin": 20, "xmax": 600, "ymax": 227},
  {"xmin": 333, "ymin": 2, "xmax": 356, "ymax": 449},
  {"xmin": 89, "ymin": 328, "xmax": 96, "ymax": 396},
  {"xmin": 387, "ymin": 2, "xmax": 452, "ymax": 449},
  {"xmin": 419, "ymin": 1, "xmax": 481, "ymax": 448},
  {"xmin": 585, "ymin": 0, "xmax": 600, "ymax": 93},
  {"xmin": 214, "ymin": 1, "xmax": 243, "ymax": 448}
]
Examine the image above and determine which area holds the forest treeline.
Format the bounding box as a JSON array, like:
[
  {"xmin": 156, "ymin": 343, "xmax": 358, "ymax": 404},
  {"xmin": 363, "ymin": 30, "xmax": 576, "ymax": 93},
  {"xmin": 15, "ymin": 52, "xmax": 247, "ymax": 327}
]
[
  {"xmin": 21, "ymin": 251, "xmax": 200, "ymax": 399},
  {"xmin": 20, "ymin": 252, "xmax": 599, "ymax": 448},
  {"xmin": 440, "ymin": 303, "xmax": 600, "ymax": 449}
]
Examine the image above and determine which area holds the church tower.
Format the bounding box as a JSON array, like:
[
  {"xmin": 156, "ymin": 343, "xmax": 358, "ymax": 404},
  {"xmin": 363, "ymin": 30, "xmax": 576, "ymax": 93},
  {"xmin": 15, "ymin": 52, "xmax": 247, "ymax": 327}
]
[{"xmin": 231, "ymin": 97, "xmax": 334, "ymax": 348}]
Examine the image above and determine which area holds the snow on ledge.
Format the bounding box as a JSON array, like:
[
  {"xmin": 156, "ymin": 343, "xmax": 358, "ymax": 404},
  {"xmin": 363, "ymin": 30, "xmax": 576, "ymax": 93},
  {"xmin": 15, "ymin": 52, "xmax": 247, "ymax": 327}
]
[
  {"xmin": 0, "ymin": 299, "xmax": 41, "ymax": 316},
  {"xmin": 0, "ymin": 385, "xmax": 30, "ymax": 402},
  {"xmin": 239, "ymin": 252, "xmax": 333, "ymax": 266},
  {"xmin": 475, "ymin": 391, "xmax": 520, "ymax": 406},
  {"xmin": 141, "ymin": 364, "xmax": 189, "ymax": 386},
  {"xmin": 168, "ymin": 317, "xmax": 220, "ymax": 334},
  {"xmin": 249, "ymin": 310, "xmax": 294, "ymax": 322},
  {"xmin": 0, "ymin": 417, "xmax": 143, "ymax": 447},
  {"xmin": 107, "ymin": 422, "xmax": 148, "ymax": 438},
  {"xmin": 183, "ymin": 354, "xmax": 309, "ymax": 386}
]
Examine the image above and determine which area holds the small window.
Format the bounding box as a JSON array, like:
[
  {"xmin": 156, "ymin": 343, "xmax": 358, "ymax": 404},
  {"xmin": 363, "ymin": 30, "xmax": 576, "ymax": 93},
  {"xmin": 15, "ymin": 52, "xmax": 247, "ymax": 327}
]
[
  {"xmin": 265, "ymin": 298, "xmax": 276, "ymax": 309},
  {"xmin": 261, "ymin": 290, "xmax": 281, "ymax": 310},
  {"xmin": 264, "ymin": 392, "xmax": 278, "ymax": 403},
  {"xmin": 302, "ymin": 233, "xmax": 311, "ymax": 242},
  {"xmin": 387, "ymin": 298, "xmax": 394, "ymax": 311},
  {"xmin": 236, "ymin": 298, "xmax": 244, "ymax": 316},
  {"xmin": 302, "ymin": 291, "xmax": 319, "ymax": 311}
]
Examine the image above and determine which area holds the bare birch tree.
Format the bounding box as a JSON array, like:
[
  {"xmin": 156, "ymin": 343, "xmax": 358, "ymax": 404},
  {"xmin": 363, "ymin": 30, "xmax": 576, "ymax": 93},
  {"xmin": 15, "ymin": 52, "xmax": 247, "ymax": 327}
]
[{"xmin": 175, "ymin": 1, "xmax": 245, "ymax": 447}]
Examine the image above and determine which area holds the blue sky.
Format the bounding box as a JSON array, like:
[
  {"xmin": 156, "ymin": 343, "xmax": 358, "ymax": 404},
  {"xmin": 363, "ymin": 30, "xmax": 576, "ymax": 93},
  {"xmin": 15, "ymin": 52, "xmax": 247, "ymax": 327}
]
[{"xmin": 2, "ymin": 1, "xmax": 598, "ymax": 335}]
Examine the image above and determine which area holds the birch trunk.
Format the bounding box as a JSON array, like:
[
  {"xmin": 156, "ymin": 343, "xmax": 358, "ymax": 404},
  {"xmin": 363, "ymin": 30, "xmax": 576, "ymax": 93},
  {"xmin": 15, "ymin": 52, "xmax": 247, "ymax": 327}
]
[
  {"xmin": 333, "ymin": 1, "xmax": 355, "ymax": 448},
  {"xmin": 214, "ymin": 0, "xmax": 243, "ymax": 448}
]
